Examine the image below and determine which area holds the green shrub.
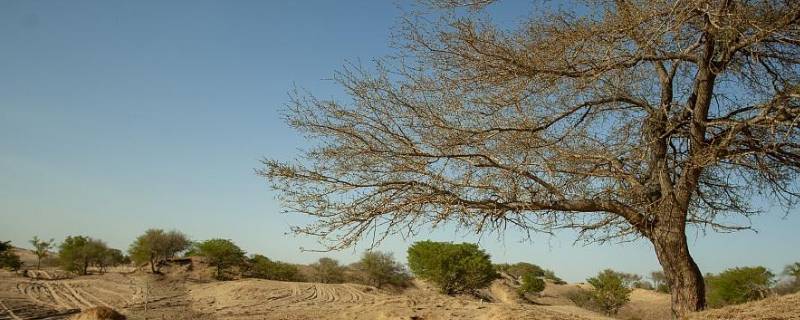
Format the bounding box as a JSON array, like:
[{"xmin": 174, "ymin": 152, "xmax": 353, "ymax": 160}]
[
  {"xmin": 352, "ymin": 251, "xmax": 410, "ymax": 288},
  {"xmin": 196, "ymin": 239, "xmax": 246, "ymax": 280},
  {"xmin": 246, "ymin": 254, "xmax": 303, "ymax": 281},
  {"xmin": 407, "ymin": 241, "xmax": 497, "ymax": 294},
  {"xmin": 495, "ymin": 262, "xmax": 564, "ymax": 285},
  {"xmin": 496, "ymin": 262, "xmax": 545, "ymax": 278},
  {"xmin": 309, "ymin": 257, "xmax": 347, "ymax": 283},
  {"xmin": 0, "ymin": 241, "xmax": 22, "ymax": 271},
  {"xmin": 587, "ymin": 269, "xmax": 632, "ymax": 315},
  {"xmin": 706, "ymin": 266, "xmax": 774, "ymax": 308},
  {"xmin": 566, "ymin": 288, "xmax": 600, "ymax": 311},
  {"xmin": 518, "ymin": 272, "xmax": 546, "ymax": 296}
]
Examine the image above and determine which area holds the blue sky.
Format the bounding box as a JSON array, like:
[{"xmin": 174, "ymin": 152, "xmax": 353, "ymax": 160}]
[{"xmin": 1, "ymin": 0, "xmax": 798, "ymax": 283}]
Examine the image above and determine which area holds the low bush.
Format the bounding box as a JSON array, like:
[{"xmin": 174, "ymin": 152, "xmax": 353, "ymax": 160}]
[
  {"xmin": 587, "ymin": 269, "xmax": 632, "ymax": 315},
  {"xmin": 0, "ymin": 241, "xmax": 22, "ymax": 271},
  {"xmin": 518, "ymin": 272, "xmax": 546, "ymax": 296},
  {"xmin": 632, "ymin": 280, "xmax": 654, "ymax": 290},
  {"xmin": 566, "ymin": 288, "xmax": 600, "ymax": 311},
  {"xmin": 407, "ymin": 241, "xmax": 497, "ymax": 294},
  {"xmin": 246, "ymin": 254, "xmax": 303, "ymax": 282},
  {"xmin": 309, "ymin": 257, "xmax": 347, "ymax": 283},
  {"xmin": 351, "ymin": 251, "xmax": 410, "ymax": 288},
  {"xmin": 706, "ymin": 266, "xmax": 774, "ymax": 308}
]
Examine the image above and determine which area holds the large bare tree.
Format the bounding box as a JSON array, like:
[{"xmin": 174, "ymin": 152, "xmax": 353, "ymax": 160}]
[{"xmin": 261, "ymin": 0, "xmax": 800, "ymax": 316}]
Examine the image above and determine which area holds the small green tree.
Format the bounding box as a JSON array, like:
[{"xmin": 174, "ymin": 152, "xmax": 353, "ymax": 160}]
[
  {"xmin": 706, "ymin": 266, "xmax": 775, "ymax": 308},
  {"xmin": 196, "ymin": 239, "xmax": 245, "ymax": 280},
  {"xmin": 518, "ymin": 272, "xmax": 546, "ymax": 296},
  {"xmin": 129, "ymin": 229, "xmax": 191, "ymax": 274},
  {"xmin": 58, "ymin": 236, "xmax": 108, "ymax": 275},
  {"xmin": 246, "ymin": 254, "xmax": 303, "ymax": 282},
  {"xmin": 352, "ymin": 251, "xmax": 410, "ymax": 288},
  {"xmin": 407, "ymin": 241, "xmax": 497, "ymax": 294},
  {"xmin": 29, "ymin": 236, "xmax": 55, "ymax": 270},
  {"xmin": 309, "ymin": 257, "xmax": 347, "ymax": 284},
  {"xmin": 587, "ymin": 269, "xmax": 632, "ymax": 315},
  {"xmin": 0, "ymin": 241, "xmax": 22, "ymax": 271},
  {"xmin": 776, "ymin": 262, "xmax": 800, "ymax": 295}
]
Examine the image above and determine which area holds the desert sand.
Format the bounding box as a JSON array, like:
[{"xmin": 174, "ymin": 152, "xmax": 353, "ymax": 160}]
[{"xmin": 0, "ymin": 255, "xmax": 797, "ymax": 320}]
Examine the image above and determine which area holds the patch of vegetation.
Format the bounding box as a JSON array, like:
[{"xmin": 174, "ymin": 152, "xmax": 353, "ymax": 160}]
[
  {"xmin": 245, "ymin": 254, "xmax": 303, "ymax": 282},
  {"xmin": 650, "ymin": 271, "xmax": 670, "ymax": 293},
  {"xmin": 775, "ymin": 262, "xmax": 800, "ymax": 295},
  {"xmin": 494, "ymin": 262, "xmax": 565, "ymax": 284},
  {"xmin": 706, "ymin": 266, "xmax": 774, "ymax": 308},
  {"xmin": 518, "ymin": 272, "xmax": 546, "ymax": 296},
  {"xmin": 129, "ymin": 229, "xmax": 191, "ymax": 273},
  {"xmin": 0, "ymin": 241, "xmax": 22, "ymax": 271},
  {"xmin": 566, "ymin": 288, "xmax": 600, "ymax": 311},
  {"xmin": 587, "ymin": 269, "xmax": 632, "ymax": 315},
  {"xmin": 309, "ymin": 257, "xmax": 347, "ymax": 284},
  {"xmin": 632, "ymin": 280, "xmax": 654, "ymax": 290},
  {"xmin": 407, "ymin": 241, "xmax": 497, "ymax": 294},
  {"xmin": 351, "ymin": 251, "xmax": 410, "ymax": 288},
  {"xmin": 58, "ymin": 236, "xmax": 121, "ymax": 275},
  {"xmin": 195, "ymin": 239, "xmax": 246, "ymax": 280}
]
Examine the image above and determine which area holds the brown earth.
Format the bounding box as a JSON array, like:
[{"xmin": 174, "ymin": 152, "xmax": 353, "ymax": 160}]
[
  {"xmin": 1, "ymin": 257, "xmax": 795, "ymax": 320},
  {"xmin": 687, "ymin": 292, "xmax": 800, "ymax": 320}
]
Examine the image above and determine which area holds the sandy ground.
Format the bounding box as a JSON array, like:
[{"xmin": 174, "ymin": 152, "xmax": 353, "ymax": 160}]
[
  {"xmin": 2, "ymin": 256, "xmax": 795, "ymax": 320},
  {"xmin": 0, "ymin": 268, "xmax": 615, "ymax": 320}
]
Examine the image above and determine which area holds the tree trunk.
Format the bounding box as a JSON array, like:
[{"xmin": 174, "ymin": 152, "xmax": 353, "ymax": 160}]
[{"xmin": 650, "ymin": 222, "xmax": 705, "ymax": 318}]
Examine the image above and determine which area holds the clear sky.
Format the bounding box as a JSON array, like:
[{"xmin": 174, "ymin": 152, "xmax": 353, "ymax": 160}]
[{"xmin": 1, "ymin": 0, "xmax": 798, "ymax": 283}]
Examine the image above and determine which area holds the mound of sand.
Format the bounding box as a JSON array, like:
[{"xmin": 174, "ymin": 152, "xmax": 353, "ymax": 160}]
[
  {"xmin": 70, "ymin": 307, "xmax": 126, "ymax": 320},
  {"xmin": 188, "ymin": 278, "xmax": 612, "ymax": 320},
  {"xmin": 687, "ymin": 292, "xmax": 800, "ymax": 320}
]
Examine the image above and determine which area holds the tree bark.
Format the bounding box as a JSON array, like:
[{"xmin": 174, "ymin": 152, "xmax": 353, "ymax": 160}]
[{"xmin": 650, "ymin": 220, "xmax": 705, "ymax": 318}]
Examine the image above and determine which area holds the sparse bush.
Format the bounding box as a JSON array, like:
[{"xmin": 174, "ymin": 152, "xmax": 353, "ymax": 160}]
[
  {"xmin": 407, "ymin": 241, "xmax": 497, "ymax": 294},
  {"xmin": 496, "ymin": 262, "xmax": 545, "ymax": 278},
  {"xmin": 518, "ymin": 272, "xmax": 546, "ymax": 296},
  {"xmin": 650, "ymin": 271, "xmax": 670, "ymax": 293},
  {"xmin": 128, "ymin": 229, "xmax": 191, "ymax": 273},
  {"xmin": 706, "ymin": 266, "xmax": 775, "ymax": 308},
  {"xmin": 195, "ymin": 239, "xmax": 246, "ymax": 280},
  {"xmin": 495, "ymin": 262, "xmax": 564, "ymax": 285},
  {"xmin": 96, "ymin": 248, "xmax": 126, "ymax": 273},
  {"xmin": 309, "ymin": 257, "xmax": 347, "ymax": 283},
  {"xmin": 632, "ymin": 280, "xmax": 654, "ymax": 290},
  {"xmin": 29, "ymin": 236, "xmax": 55, "ymax": 270},
  {"xmin": 59, "ymin": 236, "xmax": 109, "ymax": 275},
  {"xmin": 542, "ymin": 269, "xmax": 567, "ymax": 284},
  {"xmin": 246, "ymin": 254, "xmax": 303, "ymax": 282},
  {"xmin": 775, "ymin": 262, "xmax": 800, "ymax": 295},
  {"xmin": 352, "ymin": 251, "xmax": 410, "ymax": 288},
  {"xmin": 0, "ymin": 241, "xmax": 22, "ymax": 271},
  {"xmin": 566, "ymin": 288, "xmax": 600, "ymax": 311},
  {"xmin": 587, "ymin": 269, "xmax": 632, "ymax": 315}
]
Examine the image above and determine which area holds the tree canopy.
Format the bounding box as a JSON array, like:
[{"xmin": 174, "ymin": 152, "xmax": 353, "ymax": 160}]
[
  {"xmin": 261, "ymin": 0, "xmax": 800, "ymax": 316},
  {"xmin": 128, "ymin": 229, "xmax": 191, "ymax": 273}
]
